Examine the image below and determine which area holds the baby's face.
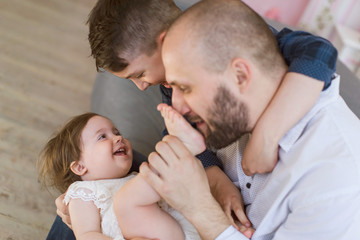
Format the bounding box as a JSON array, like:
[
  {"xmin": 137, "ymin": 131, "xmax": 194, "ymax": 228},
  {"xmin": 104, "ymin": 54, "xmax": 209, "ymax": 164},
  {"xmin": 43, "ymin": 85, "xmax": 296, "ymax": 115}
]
[{"xmin": 79, "ymin": 116, "xmax": 133, "ymax": 180}]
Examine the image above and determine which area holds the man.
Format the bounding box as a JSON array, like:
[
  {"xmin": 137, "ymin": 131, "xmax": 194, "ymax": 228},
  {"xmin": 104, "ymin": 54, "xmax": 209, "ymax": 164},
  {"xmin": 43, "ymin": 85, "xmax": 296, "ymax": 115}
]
[{"xmin": 140, "ymin": 0, "xmax": 360, "ymax": 239}]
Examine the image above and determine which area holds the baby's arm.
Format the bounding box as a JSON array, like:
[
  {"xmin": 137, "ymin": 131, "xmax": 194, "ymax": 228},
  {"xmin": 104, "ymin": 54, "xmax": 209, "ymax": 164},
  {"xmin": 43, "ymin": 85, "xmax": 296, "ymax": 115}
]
[
  {"xmin": 68, "ymin": 198, "xmax": 112, "ymax": 240},
  {"xmin": 114, "ymin": 174, "xmax": 185, "ymax": 240},
  {"xmin": 241, "ymin": 28, "xmax": 337, "ymax": 176}
]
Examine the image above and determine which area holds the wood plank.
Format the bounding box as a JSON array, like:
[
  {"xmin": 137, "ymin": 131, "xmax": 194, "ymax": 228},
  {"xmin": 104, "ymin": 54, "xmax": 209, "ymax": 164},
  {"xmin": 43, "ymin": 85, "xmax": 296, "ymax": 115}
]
[{"xmin": 0, "ymin": 0, "xmax": 98, "ymax": 238}]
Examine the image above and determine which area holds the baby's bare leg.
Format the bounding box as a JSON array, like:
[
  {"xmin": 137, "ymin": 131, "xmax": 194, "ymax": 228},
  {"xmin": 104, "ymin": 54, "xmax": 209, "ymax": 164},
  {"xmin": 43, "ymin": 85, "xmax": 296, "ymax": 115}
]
[
  {"xmin": 114, "ymin": 175, "xmax": 185, "ymax": 240},
  {"xmin": 158, "ymin": 103, "xmax": 206, "ymax": 155}
]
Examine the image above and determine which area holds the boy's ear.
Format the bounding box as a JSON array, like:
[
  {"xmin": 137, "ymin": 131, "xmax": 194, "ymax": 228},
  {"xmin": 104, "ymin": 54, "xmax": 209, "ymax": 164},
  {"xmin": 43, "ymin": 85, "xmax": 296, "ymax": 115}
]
[
  {"xmin": 157, "ymin": 31, "xmax": 167, "ymax": 46},
  {"xmin": 70, "ymin": 161, "xmax": 87, "ymax": 176},
  {"xmin": 231, "ymin": 58, "xmax": 252, "ymax": 94}
]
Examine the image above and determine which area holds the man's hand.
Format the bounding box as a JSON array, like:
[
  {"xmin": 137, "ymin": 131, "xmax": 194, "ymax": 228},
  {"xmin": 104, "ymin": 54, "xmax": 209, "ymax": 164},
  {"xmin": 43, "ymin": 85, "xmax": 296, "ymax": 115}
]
[
  {"xmin": 241, "ymin": 129, "xmax": 279, "ymax": 176},
  {"xmin": 140, "ymin": 135, "xmax": 212, "ymax": 215},
  {"xmin": 207, "ymin": 166, "xmax": 254, "ymax": 237},
  {"xmin": 140, "ymin": 135, "xmax": 231, "ymax": 240},
  {"xmin": 55, "ymin": 193, "xmax": 72, "ymax": 229}
]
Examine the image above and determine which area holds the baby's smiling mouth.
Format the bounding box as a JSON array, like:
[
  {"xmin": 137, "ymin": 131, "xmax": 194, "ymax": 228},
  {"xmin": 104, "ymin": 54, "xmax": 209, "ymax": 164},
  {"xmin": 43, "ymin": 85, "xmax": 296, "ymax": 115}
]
[{"xmin": 113, "ymin": 146, "xmax": 127, "ymax": 156}]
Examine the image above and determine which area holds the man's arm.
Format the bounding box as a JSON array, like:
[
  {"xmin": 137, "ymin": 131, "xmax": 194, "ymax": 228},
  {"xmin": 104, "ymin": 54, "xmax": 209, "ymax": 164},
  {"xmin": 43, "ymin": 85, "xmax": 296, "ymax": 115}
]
[
  {"xmin": 241, "ymin": 27, "xmax": 338, "ymax": 175},
  {"xmin": 140, "ymin": 136, "xmax": 254, "ymax": 240},
  {"xmin": 140, "ymin": 136, "xmax": 231, "ymax": 239}
]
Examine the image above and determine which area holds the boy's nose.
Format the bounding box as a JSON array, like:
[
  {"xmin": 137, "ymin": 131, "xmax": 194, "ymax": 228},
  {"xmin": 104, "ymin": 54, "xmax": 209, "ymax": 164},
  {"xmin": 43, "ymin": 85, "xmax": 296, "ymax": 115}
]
[{"xmin": 135, "ymin": 80, "xmax": 150, "ymax": 91}]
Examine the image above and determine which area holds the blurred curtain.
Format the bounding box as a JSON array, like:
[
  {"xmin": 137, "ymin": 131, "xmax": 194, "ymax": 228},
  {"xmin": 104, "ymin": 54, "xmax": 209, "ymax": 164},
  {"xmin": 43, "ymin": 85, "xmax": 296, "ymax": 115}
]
[{"xmin": 298, "ymin": 0, "xmax": 360, "ymax": 38}]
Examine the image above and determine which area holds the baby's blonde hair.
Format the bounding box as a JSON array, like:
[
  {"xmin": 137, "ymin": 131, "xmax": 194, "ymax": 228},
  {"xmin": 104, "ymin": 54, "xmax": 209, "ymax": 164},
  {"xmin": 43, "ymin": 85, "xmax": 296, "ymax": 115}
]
[{"xmin": 37, "ymin": 112, "xmax": 100, "ymax": 193}]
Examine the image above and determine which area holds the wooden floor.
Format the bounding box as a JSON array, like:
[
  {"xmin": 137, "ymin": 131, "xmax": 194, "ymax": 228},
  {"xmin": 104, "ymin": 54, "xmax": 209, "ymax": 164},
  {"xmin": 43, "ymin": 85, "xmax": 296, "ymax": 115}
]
[{"xmin": 0, "ymin": 0, "xmax": 98, "ymax": 239}]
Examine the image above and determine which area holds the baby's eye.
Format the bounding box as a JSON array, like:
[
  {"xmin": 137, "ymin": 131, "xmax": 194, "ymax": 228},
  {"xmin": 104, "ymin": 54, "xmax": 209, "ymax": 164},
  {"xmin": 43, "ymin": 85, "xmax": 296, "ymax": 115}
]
[{"xmin": 98, "ymin": 134, "xmax": 106, "ymax": 140}]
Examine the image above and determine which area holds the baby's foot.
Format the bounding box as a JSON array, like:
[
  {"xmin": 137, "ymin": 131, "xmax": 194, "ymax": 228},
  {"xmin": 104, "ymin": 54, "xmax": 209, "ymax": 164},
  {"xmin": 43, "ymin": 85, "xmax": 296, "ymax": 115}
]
[{"xmin": 158, "ymin": 103, "xmax": 206, "ymax": 155}]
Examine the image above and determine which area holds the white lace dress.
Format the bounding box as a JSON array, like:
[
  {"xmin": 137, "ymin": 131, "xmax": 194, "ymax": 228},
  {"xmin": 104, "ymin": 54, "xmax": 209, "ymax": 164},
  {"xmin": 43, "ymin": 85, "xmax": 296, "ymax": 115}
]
[{"xmin": 64, "ymin": 173, "xmax": 200, "ymax": 240}]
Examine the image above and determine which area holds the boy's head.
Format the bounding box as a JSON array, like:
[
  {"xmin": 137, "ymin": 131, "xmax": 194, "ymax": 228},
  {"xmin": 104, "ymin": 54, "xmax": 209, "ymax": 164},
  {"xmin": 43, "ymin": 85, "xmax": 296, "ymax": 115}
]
[
  {"xmin": 88, "ymin": 0, "xmax": 181, "ymax": 90},
  {"xmin": 38, "ymin": 113, "xmax": 133, "ymax": 193}
]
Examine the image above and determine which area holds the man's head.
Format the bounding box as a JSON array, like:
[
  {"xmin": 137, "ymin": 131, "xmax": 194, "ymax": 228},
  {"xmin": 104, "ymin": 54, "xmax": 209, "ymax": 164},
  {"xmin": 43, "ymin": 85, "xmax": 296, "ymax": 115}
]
[
  {"xmin": 163, "ymin": 0, "xmax": 287, "ymax": 149},
  {"xmin": 88, "ymin": 0, "xmax": 181, "ymax": 90}
]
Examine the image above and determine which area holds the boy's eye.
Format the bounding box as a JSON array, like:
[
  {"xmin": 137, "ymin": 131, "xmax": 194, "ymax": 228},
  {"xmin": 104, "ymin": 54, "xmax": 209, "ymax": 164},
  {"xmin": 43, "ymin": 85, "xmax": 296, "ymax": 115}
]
[
  {"xmin": 113, "ymin": 129, "xmax": 121, "ymax": 136},
  {"xmin": 136, "ymin": 72, "xmax": 144, "ymax": 79}
]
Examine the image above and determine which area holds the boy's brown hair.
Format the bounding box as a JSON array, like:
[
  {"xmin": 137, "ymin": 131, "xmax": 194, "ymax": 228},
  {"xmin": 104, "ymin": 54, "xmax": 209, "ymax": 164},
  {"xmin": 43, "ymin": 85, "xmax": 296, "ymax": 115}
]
[
  {"xmin": 87, "ymin": 0, "xmax": 181, "ymax": 72},
  {"xmin": 37, "ymin": 112, "xmax": 99, "ymax": 193}
]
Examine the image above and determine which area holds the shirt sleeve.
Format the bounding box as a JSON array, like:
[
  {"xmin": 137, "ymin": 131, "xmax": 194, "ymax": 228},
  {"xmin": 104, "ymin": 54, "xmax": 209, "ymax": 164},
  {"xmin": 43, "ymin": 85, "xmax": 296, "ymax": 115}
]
[
  {"xmin": 274, "ymin": 27, "xmax": 338, "ymax": 90},
  {"xmin": 159, "ymin": 85, "xmax": 224, "ymax": 169}
]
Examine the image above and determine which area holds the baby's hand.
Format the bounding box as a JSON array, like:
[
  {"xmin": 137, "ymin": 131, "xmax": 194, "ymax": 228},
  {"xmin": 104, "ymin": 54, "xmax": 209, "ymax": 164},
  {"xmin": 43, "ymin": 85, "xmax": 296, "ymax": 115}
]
[
  {"xmin": 55, "ymin": 193, "xmax": 72, "ymax": 229},
  {"xmin": 241, "ymin": 131, "xmax": 279, "ymax": 176}
]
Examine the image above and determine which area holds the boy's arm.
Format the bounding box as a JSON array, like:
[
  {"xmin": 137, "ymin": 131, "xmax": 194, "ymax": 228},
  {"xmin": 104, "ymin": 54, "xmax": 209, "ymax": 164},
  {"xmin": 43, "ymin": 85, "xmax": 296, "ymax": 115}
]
[
  {"xmin": 68, "ymin": 198, "xmax": 112, "ymax": 240},
  {"xmin": 242, "ymin": 28, "xmax": 338, "ymax": 176},
  {"xmin": 207, "ymin": 166, "xmax": 254, "ymax": 238}
]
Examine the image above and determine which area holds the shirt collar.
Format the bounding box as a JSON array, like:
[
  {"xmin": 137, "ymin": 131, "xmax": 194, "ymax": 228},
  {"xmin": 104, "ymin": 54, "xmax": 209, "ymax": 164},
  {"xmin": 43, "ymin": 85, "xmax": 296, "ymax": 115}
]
[{"xmin": 278, "ymin": 74, "xmax": 340, "ymax": 152}]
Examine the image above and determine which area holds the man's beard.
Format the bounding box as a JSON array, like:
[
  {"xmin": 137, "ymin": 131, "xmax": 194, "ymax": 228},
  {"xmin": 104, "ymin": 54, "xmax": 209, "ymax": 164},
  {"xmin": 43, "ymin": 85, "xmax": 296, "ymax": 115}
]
[{"xmin": 205, "ymin": 85, "xmax": 249, "ymax": 150}]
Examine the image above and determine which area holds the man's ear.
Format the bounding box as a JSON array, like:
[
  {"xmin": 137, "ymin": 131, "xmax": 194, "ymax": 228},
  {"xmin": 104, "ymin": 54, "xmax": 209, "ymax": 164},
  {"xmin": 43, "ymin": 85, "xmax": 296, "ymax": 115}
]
[
  {"xmin": 231, "ymin": 58, "xmax": 252, "ymax": 94},
  {"xmin": 70, "ymin": 161, "xmax": 87, "ymax": 176}
]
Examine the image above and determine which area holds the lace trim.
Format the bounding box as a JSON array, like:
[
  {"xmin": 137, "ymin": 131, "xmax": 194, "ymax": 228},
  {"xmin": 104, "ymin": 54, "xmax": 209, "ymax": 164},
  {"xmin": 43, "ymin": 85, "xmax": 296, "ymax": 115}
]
[{"xmin": 64, "ymin": 181, "xmax": 111, "ymax": 212}]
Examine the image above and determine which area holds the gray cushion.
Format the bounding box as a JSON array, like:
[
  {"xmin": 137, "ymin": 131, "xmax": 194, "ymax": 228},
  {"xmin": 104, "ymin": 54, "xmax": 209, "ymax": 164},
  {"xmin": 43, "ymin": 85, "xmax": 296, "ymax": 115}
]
[{"xmin": 91, "ymin": 71, "xmax": 164, "ymax": 156}]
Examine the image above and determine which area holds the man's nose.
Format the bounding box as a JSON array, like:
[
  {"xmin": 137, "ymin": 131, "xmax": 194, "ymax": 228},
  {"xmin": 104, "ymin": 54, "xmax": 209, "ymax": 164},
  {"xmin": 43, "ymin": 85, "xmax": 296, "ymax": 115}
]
[{"xmin": 172, "ymin": 88, "xmax": 191, "ymax": 115}]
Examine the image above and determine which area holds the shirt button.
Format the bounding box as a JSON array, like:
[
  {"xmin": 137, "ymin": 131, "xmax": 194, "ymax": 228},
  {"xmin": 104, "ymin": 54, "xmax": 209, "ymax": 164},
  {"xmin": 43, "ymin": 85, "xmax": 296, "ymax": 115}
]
[{"xmin": 246, "ymin": 183, "xmax": 251, "ymax": 189}]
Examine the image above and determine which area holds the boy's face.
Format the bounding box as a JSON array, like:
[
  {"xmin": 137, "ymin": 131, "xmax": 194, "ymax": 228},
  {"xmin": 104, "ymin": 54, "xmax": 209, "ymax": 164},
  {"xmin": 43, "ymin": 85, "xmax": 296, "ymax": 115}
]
[
  {"xmin": 111, "ymin": 45, "xmax": 169, "ymax": 91},
  {"xmin": 79, "ymin": 116, "xmax": 133, "ymax": 180}
]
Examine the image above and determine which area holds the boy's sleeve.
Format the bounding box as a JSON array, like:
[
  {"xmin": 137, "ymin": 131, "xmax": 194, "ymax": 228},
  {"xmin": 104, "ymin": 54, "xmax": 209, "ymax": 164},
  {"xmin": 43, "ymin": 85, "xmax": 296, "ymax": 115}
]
[
  {"xmin": 274, "ymin": 27, "xmax": 338, "ymax": 90},
  {"xmin": 160, "ymin": 85, "xmax": 224, "ymax": 169}
]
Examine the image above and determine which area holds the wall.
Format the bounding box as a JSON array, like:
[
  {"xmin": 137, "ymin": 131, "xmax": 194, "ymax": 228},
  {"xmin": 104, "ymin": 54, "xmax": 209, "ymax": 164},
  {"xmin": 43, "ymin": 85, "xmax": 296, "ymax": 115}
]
[{"xmin": 242, "ymin": 0, "xmax": 310, "ymax": 26}]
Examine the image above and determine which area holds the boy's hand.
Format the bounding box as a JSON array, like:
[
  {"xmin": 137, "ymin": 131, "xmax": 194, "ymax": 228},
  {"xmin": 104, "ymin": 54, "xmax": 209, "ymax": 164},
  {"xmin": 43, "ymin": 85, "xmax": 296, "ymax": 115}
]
[
  {"xmin": 235, "ymin": 220, "xmax": 255, "ymax": 239},
  {"xmin": 55, "ymin": 193, "xmax": 72, "ymax": 229},
  {"xmin": 241, "ymin": 129, "xmax": 279, "ymax": 176},
  {"xmin": 207, "ymin": 167, "xmax": 251, "ymax": 231}
]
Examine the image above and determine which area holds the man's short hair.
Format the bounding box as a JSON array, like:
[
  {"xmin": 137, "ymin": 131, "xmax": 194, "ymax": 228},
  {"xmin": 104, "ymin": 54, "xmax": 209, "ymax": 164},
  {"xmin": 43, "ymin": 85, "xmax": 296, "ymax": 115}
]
[
  {"xmin": 87, "ymin": 0, "xmax": 181, "ymax": 72},
  {"xmin": 168, "ymin": 0, "xmax": 285, "ymax": 75}
]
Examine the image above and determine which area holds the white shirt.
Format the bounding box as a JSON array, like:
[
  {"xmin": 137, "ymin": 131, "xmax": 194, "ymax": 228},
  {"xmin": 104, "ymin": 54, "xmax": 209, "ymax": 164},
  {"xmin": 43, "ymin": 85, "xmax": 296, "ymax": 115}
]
[{"xmin": 216, "ymin": 76, "xmax": 360, "ymax": 240}]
